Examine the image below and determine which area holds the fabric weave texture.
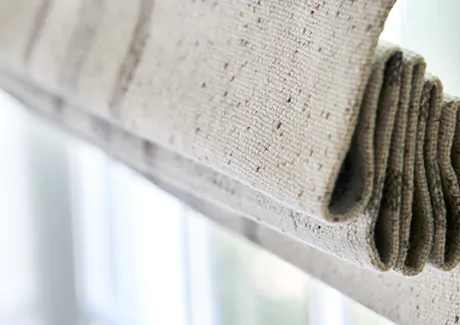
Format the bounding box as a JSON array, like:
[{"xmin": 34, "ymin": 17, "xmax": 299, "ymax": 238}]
[{"xmin": 1, "ymin": 0, "xmax": 460, "ymax": 280}]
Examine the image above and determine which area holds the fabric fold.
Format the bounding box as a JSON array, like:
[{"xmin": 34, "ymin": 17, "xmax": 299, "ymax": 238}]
[
  {"xmin": 3, "ymin": 0, "xmax": 460, "ymax": 276},
  {"xmin": 346, "ymin": 43, "xmax": 403, "ymax": 270},
  {"xmin": 393, "ymin": 52, "xmax": 426, "ymax": 274},
  {"xmin": 440, "ymin": 96, "xmax": 460, "ymax": 270},
  {"xmin": 395, "ymin": 76, "xmax": 438, "ymax": 274}
]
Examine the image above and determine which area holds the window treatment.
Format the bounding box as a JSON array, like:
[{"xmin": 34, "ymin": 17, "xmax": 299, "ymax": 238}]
[{"xmin": 1, "ymin": 0, "xmax": 460, "ymax": 323}]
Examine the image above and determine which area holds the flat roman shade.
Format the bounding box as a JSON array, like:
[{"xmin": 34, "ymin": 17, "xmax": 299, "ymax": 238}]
[{"xmin": 1, "ymin": 1, "xmax": 460, "ymax": 324}]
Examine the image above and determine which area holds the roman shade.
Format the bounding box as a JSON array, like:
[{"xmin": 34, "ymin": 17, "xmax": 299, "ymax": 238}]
[{"xmin": 1, "ymin": 0, "xmax": 460, "ymax": 324}]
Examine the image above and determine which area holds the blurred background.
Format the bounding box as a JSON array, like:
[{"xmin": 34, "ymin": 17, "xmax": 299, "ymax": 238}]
[
  {"xmin": 0, "ymin": 89, "xmax": 395, "ymax": 325},
  {"xmin": 2, "ymin": 0, "xmax": 460, "ymax": 324}
]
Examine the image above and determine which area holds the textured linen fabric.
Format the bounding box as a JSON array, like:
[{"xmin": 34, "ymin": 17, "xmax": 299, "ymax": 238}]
[
  {"xmin": 2, "ymin": 0, "xmax": 460, "ymax": 280},
  {"xmin": 3, "ymin": 65, "xmax": 460, "ymax": 325},
  {"xmin": 4, "ymin": 79, "xmax": 460, "ymax": 325},
  {"xmin": 0, "ymin": 0, "xmax": 398, "ymax": 221}
]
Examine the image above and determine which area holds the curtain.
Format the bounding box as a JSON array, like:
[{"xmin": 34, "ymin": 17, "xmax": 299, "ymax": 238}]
[{"xmin": 0, "ymin": 0, "xmax": 459, "ymax": 324}]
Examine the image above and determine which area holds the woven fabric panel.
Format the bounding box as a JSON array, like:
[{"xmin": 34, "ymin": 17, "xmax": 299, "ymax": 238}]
[
  {"xmin": 2, "ymin": 0, "xmax": 460, "ymax": 279},
  {"xmin": 0, "ymin": 0, "xmax": 397, "ymax": 220},
  {"xmin": 2, "ymin": 65, "xmax": 460, "ymax": 325},
  {"xmin": 5, "ymin": 77, "xmax": 460, "ymax": 325}
]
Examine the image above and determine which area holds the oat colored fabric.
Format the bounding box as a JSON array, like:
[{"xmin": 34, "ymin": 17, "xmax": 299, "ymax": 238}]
[
  {"xmin": 2, "ymin": 0, "xmax": 460, "ymax": 280},
  {"xmin": 0, "ymin": 0, "xmax": 398, "ymax": 220}
]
